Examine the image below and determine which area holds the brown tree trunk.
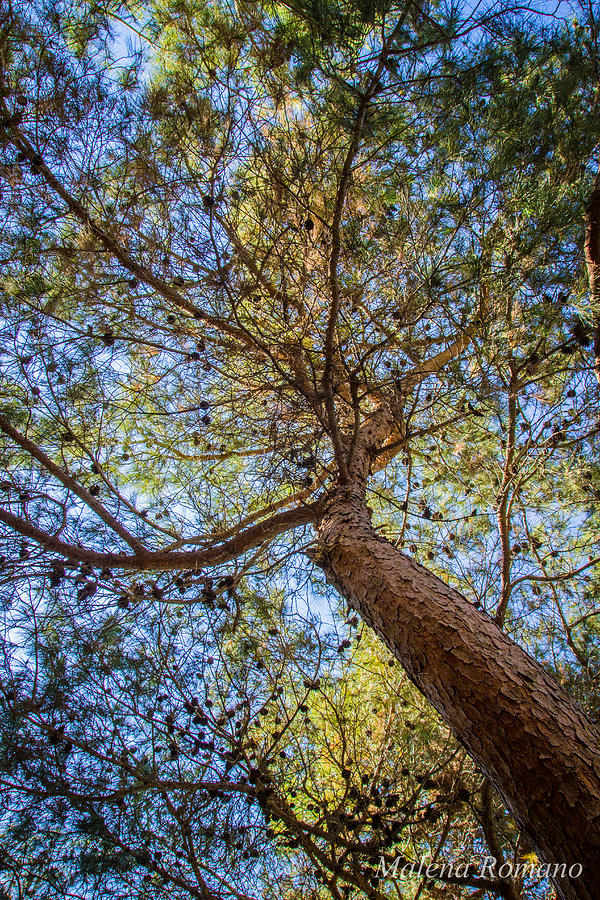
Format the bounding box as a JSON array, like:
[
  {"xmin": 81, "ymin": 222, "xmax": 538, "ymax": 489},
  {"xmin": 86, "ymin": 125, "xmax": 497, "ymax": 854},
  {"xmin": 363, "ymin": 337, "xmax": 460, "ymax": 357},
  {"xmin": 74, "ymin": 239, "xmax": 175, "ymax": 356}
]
[
  {"xmin": 314, "ymin": 483, "xmax": 600, "ymax": 900},
  {"xmin": 584, "ymin": 171, "xmax": 600, "ymax": 383}
]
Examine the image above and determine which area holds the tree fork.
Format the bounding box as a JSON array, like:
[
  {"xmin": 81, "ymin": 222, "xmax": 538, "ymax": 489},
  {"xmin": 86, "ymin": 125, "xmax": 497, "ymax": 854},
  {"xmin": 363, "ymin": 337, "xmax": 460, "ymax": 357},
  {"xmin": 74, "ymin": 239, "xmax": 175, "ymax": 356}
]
[{"xmin": 312, "ymin": 483, "xmax": 600, "ymax": 900}]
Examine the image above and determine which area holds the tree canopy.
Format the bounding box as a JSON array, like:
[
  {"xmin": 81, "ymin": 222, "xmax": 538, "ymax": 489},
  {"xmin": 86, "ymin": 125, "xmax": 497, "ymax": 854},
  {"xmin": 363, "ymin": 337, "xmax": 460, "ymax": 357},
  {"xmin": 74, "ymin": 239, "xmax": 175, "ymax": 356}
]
[{"xmin": 1, "ymin": 0, "xmax": 600, "ymax": 898}]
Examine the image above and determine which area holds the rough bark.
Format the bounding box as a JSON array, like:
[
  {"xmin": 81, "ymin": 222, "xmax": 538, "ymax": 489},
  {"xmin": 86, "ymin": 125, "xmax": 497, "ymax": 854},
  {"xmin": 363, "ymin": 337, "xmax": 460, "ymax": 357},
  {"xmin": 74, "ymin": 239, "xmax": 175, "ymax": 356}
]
[{"xmin": 313, "ymin": 482, "xmax": 600, "ymax": 900}]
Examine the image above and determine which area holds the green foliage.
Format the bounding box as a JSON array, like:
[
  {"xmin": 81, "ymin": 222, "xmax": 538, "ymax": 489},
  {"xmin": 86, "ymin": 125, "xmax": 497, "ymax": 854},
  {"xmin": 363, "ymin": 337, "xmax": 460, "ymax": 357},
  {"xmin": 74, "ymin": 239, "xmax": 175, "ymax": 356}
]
[{"xmin": 0, "ymin": 0, "xmax": 598, "ymax": 896}]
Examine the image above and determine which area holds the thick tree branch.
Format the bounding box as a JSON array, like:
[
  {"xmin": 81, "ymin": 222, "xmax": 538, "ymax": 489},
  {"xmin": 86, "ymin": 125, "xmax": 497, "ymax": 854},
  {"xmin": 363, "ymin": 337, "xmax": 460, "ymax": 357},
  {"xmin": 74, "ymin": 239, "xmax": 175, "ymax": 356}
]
[
  {"xmin": 584, "ymin": 170, "xmax": 600, "ymax": 382},
  {"xmin": 160, "ymin": 489, "xmax": 316, "ymax": 551},
  {"xmin": 494, "ymin": 365, "xmax": 517, "ymax": 626},
  {"xmin": 0, "ymin": 501, "xmax": 321, "ymax": 572},
  {"xmin": 323, "ymin": 32, "xmax": 401, "ymax": 480},
  {"xmin": 370, "ymin": 325, "xmax": 478, "ymax": 474}
]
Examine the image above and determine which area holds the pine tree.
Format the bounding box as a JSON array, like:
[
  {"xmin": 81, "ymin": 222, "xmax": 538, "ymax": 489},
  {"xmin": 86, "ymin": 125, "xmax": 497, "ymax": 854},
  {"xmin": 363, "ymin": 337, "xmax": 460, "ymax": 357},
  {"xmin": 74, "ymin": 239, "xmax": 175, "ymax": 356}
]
[{"xmin": 1, "ymin": 0, "xmax": 600, "ymax": 897}]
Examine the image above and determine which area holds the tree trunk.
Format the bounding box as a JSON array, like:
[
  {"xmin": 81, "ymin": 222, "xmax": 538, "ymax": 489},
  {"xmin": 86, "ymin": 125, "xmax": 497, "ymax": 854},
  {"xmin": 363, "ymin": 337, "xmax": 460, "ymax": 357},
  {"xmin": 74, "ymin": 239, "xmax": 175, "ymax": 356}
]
[{"xmin": 314, "ymin": 483, "xmax": 600, "ymax": 900}]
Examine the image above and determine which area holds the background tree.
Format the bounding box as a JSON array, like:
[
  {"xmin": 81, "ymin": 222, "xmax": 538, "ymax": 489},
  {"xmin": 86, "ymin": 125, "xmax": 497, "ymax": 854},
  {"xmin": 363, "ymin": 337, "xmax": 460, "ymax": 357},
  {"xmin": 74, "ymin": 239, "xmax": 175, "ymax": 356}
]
[{"xmin": 1, "ymin": 0, "xmax": 600, "ymax": 897}]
